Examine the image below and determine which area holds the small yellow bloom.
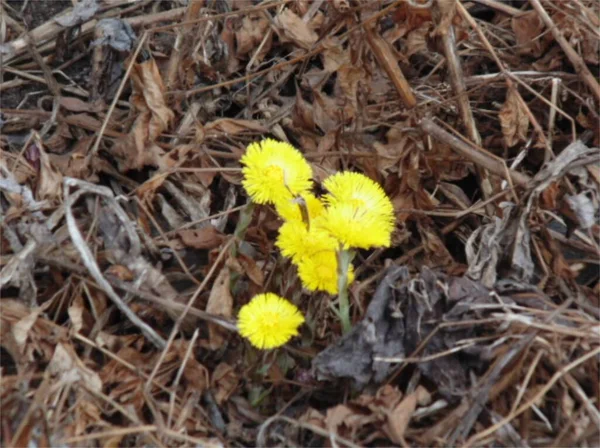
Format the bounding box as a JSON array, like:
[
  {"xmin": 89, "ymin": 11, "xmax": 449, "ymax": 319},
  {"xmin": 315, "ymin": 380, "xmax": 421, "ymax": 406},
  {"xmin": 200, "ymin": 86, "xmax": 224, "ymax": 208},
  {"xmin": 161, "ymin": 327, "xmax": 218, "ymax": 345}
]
[
  {"xmin": 275, "ymin": 193, "xmax": 325, "ymax": 223},
  {"xmin": 296, "ymin": 250, "xmax": 355, "ymax": 295},
  {"xmin": 237, "ymin": 293, "xmax": 305, "ymax": 349},
  {"xmin": 321, "ymin": 172, "xmax": 395, "ymax": 249},
  {"xmin": 240, "ymin": 139, "xmax": 313, "ymax": 204},
  {"xmin": 276, "ymin": 220, "xmax": 338, "ymax": 262}
]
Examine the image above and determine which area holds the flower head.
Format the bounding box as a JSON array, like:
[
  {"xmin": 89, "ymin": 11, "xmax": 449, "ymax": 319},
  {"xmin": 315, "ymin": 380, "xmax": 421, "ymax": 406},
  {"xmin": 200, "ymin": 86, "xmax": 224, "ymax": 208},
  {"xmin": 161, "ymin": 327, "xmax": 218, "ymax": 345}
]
[
  {"xmin": 321, "ymin": 172, "xmax": 395, "ymax": 249},
  {"xmin": 240, "ymin": 139, "xmax": 313, "ymax": 204},
  {"xmin": 297, "ymin": 250, "xmax": 355, "ymax": 295},
  {"xmin": 276, "ymin": 220, "xmax": 338, "ymax": 262},
  {"xmin": 237, "ymin": 293, "xmax": 305, "ymax": 349},
  {"xmin": 275, "ymin": 193, "xmax": 325, "ymax": 223}
]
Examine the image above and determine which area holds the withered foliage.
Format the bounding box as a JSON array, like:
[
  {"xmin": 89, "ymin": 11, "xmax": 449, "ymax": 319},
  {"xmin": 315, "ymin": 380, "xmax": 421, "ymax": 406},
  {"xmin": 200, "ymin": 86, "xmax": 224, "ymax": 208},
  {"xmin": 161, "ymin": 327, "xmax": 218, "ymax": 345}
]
[{"xmin": 1, "ymin": 0, "xmax": 599, "ymax": 447}]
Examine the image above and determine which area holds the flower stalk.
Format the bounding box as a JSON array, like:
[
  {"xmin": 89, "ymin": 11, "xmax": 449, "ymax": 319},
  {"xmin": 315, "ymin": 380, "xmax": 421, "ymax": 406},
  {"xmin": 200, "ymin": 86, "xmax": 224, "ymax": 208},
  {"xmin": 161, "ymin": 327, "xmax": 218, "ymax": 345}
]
[{"xmin": 336, "ymin": 247, "xmax": 354, "ymax": 334}]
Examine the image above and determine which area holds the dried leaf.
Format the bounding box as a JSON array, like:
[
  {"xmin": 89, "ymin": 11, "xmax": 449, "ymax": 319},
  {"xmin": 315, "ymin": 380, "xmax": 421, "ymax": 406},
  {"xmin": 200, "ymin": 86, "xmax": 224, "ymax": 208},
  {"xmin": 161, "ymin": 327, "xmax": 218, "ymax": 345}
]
[
  {"xmin": 111, "ymin": 59, "xmax": 174, "ymax": 171},
  {"xmin": 384, "ymin": 386, "xmax": 430, "ymax": 444},
  {"xmin": 211, "ymin": 362, "xmax": 239, "ymax": 404},
  {"xmin": 36, "ymin": 143, "xmax": 63, "ymax": 201},
  {"xmin": 235, "ymin": 13, "xmax": 270, "ymax": 57},
  {"xmin": 275, "ymin": 8, "xmax": 318, "ymax": 49},
  {"xmin": 178, "ymin": 226, "xmax": 225, "ymax": 250},
  {"xmin": 48, "ymin": 343, "xmax": 103, "ymax": 392},
  {"xmin": 511, "ymin": 11, "xmax": 550, "ymax": 57},
  {"xmin": 237, "ymin": 252, "xmax": 264, "ymax": 286},
  {"xmin": 202, "ymin": 118, "xmax": 267, "ymax": 137},
  {"xmin": 205, "ymin": 266, "xmax": 233, "ymax": 350},
  {"xmin": 59, "ymin": 97, "xmax": 99, "ymax": 113},
  {"xmin": 499, "ymin": 87, "xmax": 530, "ymax": 147}
]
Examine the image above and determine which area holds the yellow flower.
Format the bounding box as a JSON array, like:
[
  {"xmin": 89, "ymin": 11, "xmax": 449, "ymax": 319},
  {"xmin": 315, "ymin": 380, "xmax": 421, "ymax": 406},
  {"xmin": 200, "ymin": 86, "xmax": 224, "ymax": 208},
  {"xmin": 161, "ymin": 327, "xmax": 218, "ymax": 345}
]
[
  {"xmin": 276, "ymin": 220, "xmax": 338, "ymax": 262},
  {"xmin": 321, "ymin": 172, "xmax": 395, "ymax": 249},
  {"xmin": 237, "ymin": 293, "xmax": 305, "ymax": 349},
  {"xmin": 275, "ymin": 193, "xmax": 325, "ymax": 223},
  {"xmin": 297, "ymin": 250, "xmax": 355, "ymax": 295},
  {"xmin": 240, "ymin": 139, "xmax": 313, "ymax": 204}
]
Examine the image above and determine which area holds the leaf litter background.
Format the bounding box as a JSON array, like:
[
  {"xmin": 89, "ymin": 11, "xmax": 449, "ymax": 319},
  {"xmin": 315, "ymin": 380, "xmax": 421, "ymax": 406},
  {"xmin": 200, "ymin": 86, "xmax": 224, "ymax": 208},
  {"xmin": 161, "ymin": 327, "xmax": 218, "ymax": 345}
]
[{"xmin": 1, "ymin": 0, "xmax": 599, "ymax": 446}]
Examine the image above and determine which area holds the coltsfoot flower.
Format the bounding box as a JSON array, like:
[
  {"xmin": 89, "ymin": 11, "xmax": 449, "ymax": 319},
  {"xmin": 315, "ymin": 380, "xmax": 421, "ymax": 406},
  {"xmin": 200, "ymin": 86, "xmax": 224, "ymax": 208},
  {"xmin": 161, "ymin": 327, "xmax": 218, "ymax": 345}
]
[
  {"xmin": 275, "ymin": 193, "xmax": 325, "ymax": 223},
  {"xmin": 276, "ymin": 220, "xmax": 338, "ymax": 263},
  {"xmin": 240, "ymin": 139, "xmax": 313, "ymax": 204},
  {"xmin": 296, "ymin": 250, "xmax": 355, "ymax": 295},
  {"xmin": 237, "ymin": 293, "xmax": 305, "ymax": 349},
  {"xmin": 321, "ymin": 172, "xmax": 395, "ymax": 249}
]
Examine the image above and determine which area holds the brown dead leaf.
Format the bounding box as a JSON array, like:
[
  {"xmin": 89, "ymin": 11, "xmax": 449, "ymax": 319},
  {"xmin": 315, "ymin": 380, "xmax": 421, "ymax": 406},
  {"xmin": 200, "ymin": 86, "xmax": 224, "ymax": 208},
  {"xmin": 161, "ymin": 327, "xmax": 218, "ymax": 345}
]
[
  {"xmin": 35, "ymin": 143, "xmax": 62, "ymax": 201},
  {"xmin": 235, "ymin": 13, "xmax": 271, "ymax": 57},
  {"xmin": 59, "ymin": 96, "xmax": 102, "ymax": 113},
  {"xmin": 172, "ymin": 340, "xmax": 210, "ymax": 392},
  {"xmin": 321, "ymin": 37, "xmax": 349, "ymax": 72},
  {"xmin": 136, "ymin": 172, "xmax": 168, "ymax": 200},
  {"xmin": 384, "ymin": 386, "xmax": 430, "ymax": 444},
  {"xmin": 67, "ymin": 294, "xmax": 92, "ymax": 335},
  {"xmin": 110, "ymin": 59, "xmax": 174, "ymax": 171},
  {"xmin": 275, "ymin": 8, "xmax": 318, "ymax": 49},
  {"xmin": 178, "ymin": 226, "xmax": 225, "ymax": 250},
  {"xmin": 336, "ymin": 64, "xmax": 365, "ymax": 116},
  {"xmin": 293, "ymin": 89, "xmax": 316, "ymax": 132},
  {"xmin": 205, "ymin": 266, "xmax": 233, "ymax": 350},
  {"xmin": 211, "ymin": 362, "xmax": 239, "ymax": 404},
  {"xmin": 201, "ymin": 118, "xmax": 267, "ymax": 139},
  {"xmin": 237, "ymin": 252, "xmax": 264, "ymax": 286},
  {"xmin": 405, "ymin": 23, "xmax": 430, "ymax": 58},
  {"xmin": 130, "ymin": 59, "xmax": 174, "ymax": 136},
  {"xmin": 419, "ymin": 224, "xmax": 455, "ymax": 269},
  {"xmin": 44, "ymin": 122, "xmax": 72, "ymax": 153},
  {"xmin": 499, "ymin": 87, "xmax": 530, "ymax": 147},
  {"xmin": 48, "ymin": 343, "xmax": 103, "ymax": 392},
  {"xmin": 511, "ymin": 11, "xmax": 551, "ymax": 57},
  {"xmin": 105, "ymin": 264, "xmax": 134, "ymax": 281}
]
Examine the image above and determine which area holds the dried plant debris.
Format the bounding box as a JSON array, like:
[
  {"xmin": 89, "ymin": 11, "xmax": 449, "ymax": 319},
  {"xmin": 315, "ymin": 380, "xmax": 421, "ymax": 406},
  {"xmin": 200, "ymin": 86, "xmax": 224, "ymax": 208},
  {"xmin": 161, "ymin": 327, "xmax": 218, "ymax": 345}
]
[
  {"xmin": 313, "ymin": 265, "xmax": 502, "ymax": 399},
  {"xmin": 1, "ymin": 0, "xmax": 599, "ymax": 446}
]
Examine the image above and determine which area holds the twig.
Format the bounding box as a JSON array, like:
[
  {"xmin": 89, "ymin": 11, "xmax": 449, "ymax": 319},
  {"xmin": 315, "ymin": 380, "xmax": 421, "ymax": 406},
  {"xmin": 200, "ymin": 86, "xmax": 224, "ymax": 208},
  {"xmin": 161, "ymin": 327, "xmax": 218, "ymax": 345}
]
[
  {"xmin": 144, "ymin": 237, "xmax": 235, "ymax": 390},
  {"xmin": 456, "ymin": 2, "xmax": 554, "ymax": 157},
  {"xmin": 63, "ymin": 177, "xmax": 167, "ymax": 349},
  {"xmin": 465, "ymin": 345, "xmax": 600, "ymax": 447},
  {"xmin": 87, "ymin": 31, "xmax": 147, "ymax": 160},
  {"xmin": 529, "ymin": 0, "xmax": 600, "ymax": 103},
  {"xmin": 420, "ymin": 118, "xmax": 531, "ymax": 186},
  {"xmin": 365, "ymin": 26, "xmax": 417, "ymax": 109},
  {"xmin": 1, "ymin": 7, "xmax": 185, "ymax": 64},
  {"xmin": 433, "ymin": 0, "xmax": 496, "ymax": 215}
]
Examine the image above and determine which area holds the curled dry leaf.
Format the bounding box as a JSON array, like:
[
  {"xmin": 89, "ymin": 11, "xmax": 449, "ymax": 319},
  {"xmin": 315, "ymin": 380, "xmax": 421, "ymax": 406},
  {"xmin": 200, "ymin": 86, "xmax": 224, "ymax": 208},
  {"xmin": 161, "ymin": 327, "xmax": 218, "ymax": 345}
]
[
  {"xmin": 511, "ymin": 11, "xmax": 551, "ymax": 57},
  {"xmin": 499, "ymin": 87, "xmax": 530, "ymax": 147},
  {"xmin": 48, "ymin": 343, "xmax": 103, "ymax": 392},
  {"xmin": 205, "ymin": 265, "xmax": 233, "ymax": 350},
  {"xmin": 198, "ymin": 118, "xmax": 267, "ymax": 143},
  {"xmin": 274, "ymin": 8, "xmax": 318, "ymax": 49},
  {"xmin": 211, "ymin": 362, "xmax": 239, "ymax": 405},
  {"xmin": 384, "ymin": 386, "xmax": 431, "ymax": 445},
  {"xmin": 237, "ymin": 252, "xmax": 264, "ymax": 286},
  {"xmin": 35, "ymin": 143, "xmax": 63, "ymax": 201},
  {"xmin": 179, "ymin": 225, "xmax": 225, "ymax": 250},
  {"xmin": 235, "ymin": 13, "xmax": 271, "ymax": 57},
  {"xmin": 111, "ymin": 59, "xmax": 174, "ymax": 171}
]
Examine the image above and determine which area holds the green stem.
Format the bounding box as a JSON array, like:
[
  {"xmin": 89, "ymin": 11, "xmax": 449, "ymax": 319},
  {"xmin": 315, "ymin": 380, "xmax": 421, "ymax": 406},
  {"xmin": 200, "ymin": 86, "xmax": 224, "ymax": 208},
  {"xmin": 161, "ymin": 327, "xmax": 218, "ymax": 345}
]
[{"xmin": 336, "ymin": 247, "xmax": 354, "ymax": 334}]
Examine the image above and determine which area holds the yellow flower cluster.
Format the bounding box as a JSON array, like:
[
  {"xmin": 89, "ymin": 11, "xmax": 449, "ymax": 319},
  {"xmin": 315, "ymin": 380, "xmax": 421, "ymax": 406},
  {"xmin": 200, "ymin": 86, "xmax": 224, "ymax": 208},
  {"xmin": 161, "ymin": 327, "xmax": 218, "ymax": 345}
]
[{"xmin": 237, "ymin": 138, "xmax": 395, "ymax": 348}]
